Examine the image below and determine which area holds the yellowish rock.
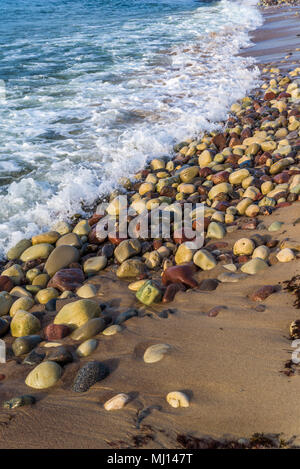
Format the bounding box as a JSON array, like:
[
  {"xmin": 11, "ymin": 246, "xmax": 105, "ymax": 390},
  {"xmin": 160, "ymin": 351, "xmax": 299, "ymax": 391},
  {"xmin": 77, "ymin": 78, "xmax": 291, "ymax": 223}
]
[
  {"xmin": 10, "ymin": 310, "xmax": 40, "ymax": 337},
  {"xmin": 240, "ymin": 258, "xmax": 268, "ymax": 275},
  {"xmin": 32, "ymin": 231, "xmax": 60, "ymax": 245},
  {"xmin": 54, "ymin": 299, "xmax": 101, "ymax": 329},
  {"xmin": 166, "ymin": 391, "xmax": 190, "ymax": 408},
  {"xmin": 20, "ymin": 243, "xmax": 54, "ymax": 262},
  {"xmin": 2, "ymin": 264, "xmax": 24, "ymax": 285},
  {"xmin": 193, "ymin": 249, "xmax": 217, "ymax": 270},
  {"xmin": 175, "ymin": 244, "xmax": 193, "ymax": 265},
  {"xmin": 233, "ymin": 238, "xmax": 255, "ymax": 256},
  {"xmin": 252, "ymin": 245, "xmax": 270, "ymax": 261},
  {"xmin": 10, "ymin": 297, "xmax": 34, "ymax": 317},
  {"xmin": 276, "ymin": 248, "xmax": 295, "ymax": 263}
]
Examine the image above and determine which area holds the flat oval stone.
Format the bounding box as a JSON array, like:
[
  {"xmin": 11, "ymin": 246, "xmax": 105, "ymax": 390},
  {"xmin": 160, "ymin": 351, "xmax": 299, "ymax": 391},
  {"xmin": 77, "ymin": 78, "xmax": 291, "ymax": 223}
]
[
  {"xmin": 3, "ymin": 395, "xmax": 36, "ymax": 409},
  {"xmin": 20, "ymin": 243, "xmax": 54, "ymax": 262},
  {"xmin": 32, "ymin": 231, "xmax": 60, "ymax": 245},
  {"xmin": 240, "ymin": 258, "xmax": 268, "ymax": 275},
  {"xmin": 0, "ymin": 292, "xmax": 14, "ymax": 316},
  {"xmin": 162, "ymin": 264, "xmax": 198, "ymax": 289},
  {"xmin": 166, "ymin": 391, "xmax": 190, "ymax": 408},
  {"xmin": 7, "ymin": 239, "xmax": 32, "ymax": 260},
  {"xmin": 56, "ymin": 233, "xmax": 82, "ymax": 248},
  {"xmin": 25, "ymin": 361, "xmax": 62, "ymax": 389},
  {"xmin": 76, "ymin": 338, "xmax": 98, "ymax": 357},
  {"xmin": 102, "ymin": 324, "xmax": 122, "ymax": 336},
  {"xmin": 76, "ymin": 284, "xmax": 97, "ymax": 298},
  {"xmin": 12, "ymin": 335, "xmax": 42, "ymax": 356},
  {"xmin": 10, "ymin": 297, "xmax": 35, "ymax": 317},
  {"xmin": 71, "ymin": 317, "xmax": 106, "ymax": 341},
  {"xmin": 72, "ymin": 361, "xmax": 109, "ymax": 393},
  {"xmin": 48, "ymin": 268, "xmax": 85, "ymax": 292},
  {"xmin": 114, "ymin": 308, "xmax": 138, "ymax": 325},
  {"xmin": 250, "ymin": 285, "xmax": 276, "ymax": 302},
  {"xmin": 143, "ymin": 343, "xmax": 171, "ymax": 363},
  {"xmin": 44, "ymin": 246, "xmax": 80, "ymax": 276},
  {"xmin": 83, "ymin": 256, "xmax": 107, "ymax": 275},
  {"xmin": 104, "ymin": 393, "xmax": 129, "ymax": 411}
]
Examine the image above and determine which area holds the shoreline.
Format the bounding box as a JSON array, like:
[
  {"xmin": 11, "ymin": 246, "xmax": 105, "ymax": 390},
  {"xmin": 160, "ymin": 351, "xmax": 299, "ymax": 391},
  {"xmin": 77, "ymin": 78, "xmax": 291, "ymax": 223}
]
[{"xmin": 0, "ymin": 2, "xmax": 300, "ymax": 449}]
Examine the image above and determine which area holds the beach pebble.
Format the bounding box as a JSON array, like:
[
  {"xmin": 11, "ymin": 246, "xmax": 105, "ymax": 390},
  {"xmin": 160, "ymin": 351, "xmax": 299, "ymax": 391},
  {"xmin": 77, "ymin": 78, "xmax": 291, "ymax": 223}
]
[
  {"xmin": 162, "ymin": 264, "xmax": 197, "ymax": 289},
  {"xmin": 143, "ymin": 343, "xmax": 171, "ymax": 363},
  {"xmin": 32, "ymin": 231, "xmax": 60, "ymax": 245},
  {"xmin": 25, "ymin": 361, "xmax": 62, "ymax": 389},
  {"xmin": 56, "ymin": 233, "xmax": 82, "ymax": 248},
  {"xmin": 206, "ymin": 222, "xmax": 226, "ymax": 240},
  {"xmin": 10, "ymin": 286, "xmax": 32, "ymax": 298},
  {"xmin": 115, "ymin": 308, "xmax": 138, "ymax": 325},
  {"xmin": 104, "ymin": 393, "xmax": 130, "ymax": 411},
  {"xmin": 71, "ymin": 317, "xmax": 106, "ymax": 341},
  {"xmin": 2, "ymin": 264, "xmax": 24, "ymax": 285},
  {"xmin": 73, "ymin": 220, "xmax": 91, "ymax": 236},
  {"xmin": 32, "ymin": 273, "xmax": 50, "ymax": 288},
  {"xmin": 20, "ymin": 243, "xmax": 54, "ymax": 262},
  {"xmin": 144, "ymin": 251, "xmax": 161, "ymax": 269},
  {"xmin": 116, "ymin": 259, "xmax": 146, "ymax": 279},
  {"xmin": 102, "ymin": 324, "xmax": 122, "ymax": 336},
  {"xmin": 3, "ymin": 395, "xmax": 36, "ymax": 410},
  {"xmin": 193, "ymin": 249, "xmax": 217, "ymax": 270},
  {"xmin": 290, "ymin": 320, "xmax": 300, "ymax": 339},
  {"xmin": 128, "ymin": 280, "xmax": 147, "ymax": 292},
  {"xmin": 48, "ymin": 268, "xmax": 84, "ymax": 292},
  {"xmin": 44, "ymin": 324, "xmax": 70, "ymax": 341},
  {"xmin": 268, "ymin": 221, "xmax": 283, "ymax": 232},
  {"xmin": 46, "ymin": 345, "xmax": 73, "ymax": 365},
  {"xmin": 72, "ymin": 361, "xmax": 109, "ymax": 393},
  {"xmin": 44, "ymin": 245, "xmax": 80, "ymax": 276},
  {"xmin": 166, "ymin": 391, "xmax": 190, "ymax": 408},
  {"xmin": 10, "ymin": 311, "xmax": 40, "ymax": 337},
  {"xmin": 76, "ymin": 339, "xmax": 98, "ymax": 358},
  {"xmin": 0, "ymin": 276, "xmax": 13, "ymax": 292},
  {"xmin": 0, "ymin": 317, "xmax": 10, "ymax": 337},
  {"xmin": 233, "ymin": 238, "xmax": 255, "ymax": 256},
  {"xmin": 0, "ymin": 292, "xmax": 14, "ymax": 316},
  {"xmin": 114, "ymin": 239, "xmax": 141, "ymax": 264},
  {"xmin": 276, "ymin": 248, "xmax": 295, "ymax": 263},
  {"xmin": 83, "ymin": 256, "xmax": 107, "ymax": 275},
  {"xmin": 7, "ymin": 239, "xmax": 32, "ymax": 260},
  {"xmin": 198, "ymin": 279, "xmax": 219, "ymax": 291},
  {"xmin": 36, "ymin": 287, "xmax": 59, "ymax": 305},
  {"xmin": 218, "ymin": 272, "xmax": 248, "ymax": 283},
  {"xmin": 252, "ymin": 245, "xmax": 270, "ymax": 261},
  {"xmin": 223, "ymin": 264, "xmax": 237, "ymax": 272},
  {"xmin": 240, "ymin": 258, "xmax": 268, "ymax": 275},
  {"xmin": 136, "ymin": 280, "xmax": 162, "ymax": 305},
  {"xmin": 250, "ymin": 285, "xmax": 276, "ymax": 302},
  {"xmin": 52, "ymin": 221, "xmax": 71, "ymax": 235},
  {"xmin": 54, "ymin": 299, "xmax": 101, "ymax": 329},
  {"xmin": 12, "ymin": 335, "xmax": 42, "ymax": 356},
  {"xmin": 23, "ymin": 349, "xmax": 45, "ymax": 366},
  {"xmin": 76, "ymin": 284, "xmax": 97, "ymax": 298}
]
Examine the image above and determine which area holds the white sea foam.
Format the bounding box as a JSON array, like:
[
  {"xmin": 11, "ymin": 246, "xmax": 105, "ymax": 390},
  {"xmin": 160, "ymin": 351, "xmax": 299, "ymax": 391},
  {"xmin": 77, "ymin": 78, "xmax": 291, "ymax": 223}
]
[{"xmin": 0, "ymin": 0, "xmax": 263, "ymax": 257}]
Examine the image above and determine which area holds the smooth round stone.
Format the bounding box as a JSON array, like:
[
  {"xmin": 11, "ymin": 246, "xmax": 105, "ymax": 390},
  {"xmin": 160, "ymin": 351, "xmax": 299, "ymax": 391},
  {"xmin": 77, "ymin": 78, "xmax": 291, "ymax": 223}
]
[
  {"xmin": 7, "ymin": 239, "xmax": 32, "ymax": 260},
  {"xmin": 56, "ymin": 233, "xmax": 82, "ymax": 248},
  {"xmin": 208, "ymin": 183, "xmax": 232, "ymax": 200},
  {"xmin": 166, "ymin": 391, "xmax": 190, "ymax": 408},
  {"xmin": 233, "ymin": 238, "xmax": 255, "ymax": 256},
  {"xmin": 229, "ymin": 169, "xmax": 249, "ymax": 185},
  {"xmin": 46, "ymin": 345, "xmax": 73, "ymax": 365},
  {"xmin": 128, "ymin": 280, "xmax": 147, "ymax": 292},
  {"xmin": 268, "ymin": 221, "xmax": 283, "ymax": 232},
  {"xmin": 59, "ymin": 290, "xmax": 75, "ymax": 299},
  {"xmin": 104, "ymin": 393, "xmax": 129, "ymax": 411},
  {"xmin": 2, "ymin": 264, "xmax": 24, "ymax": 285},
  {"xmin": 102, "ymin": 324, "xmax": 122, "ymax": 336},
  {"xmin": 10, "ymin": 311, "xmax": 41, "ymax": 337},
  {"xmin": 25, "ymin": 361, "xmax": 62, "ymax": 389},
  {"xmin": 12, "ymin": 335, "xmax": 42, "ymax": 356},
  {"xmin": 32, "ymin": 231, "xmax": 60, "ymax": 245},
  {"xmin": 71, "ymin": 317, "xmax": 106, "ymax": 341},
  {"xmin": 54, "ymin": 299, "xmax": 101, "ymax": 330},
  {"xmin": 44, "ymin": 246, "xmax": 80, "ymax": 276},
  {"xmin": 198, "ymin": 279, "xmax": 219, "ymax": 291},
  {"xmin": 3, "ymin": 395, "xmax": 36, "ymax": 409},
  {"xmin": 143, "ymin": 344, "xmax": 171, "ymax": 364},
  {"xmin": 206, "ymin": 222, "xmax": 226, "ymax": 240},
  {"xmin": 73, "ymin": 220, "xmax": 91, "ymax": 236},
  {"xmin": 10, "ymin": 286, "xmax": 32, "ymax": 298},
  {"xmin": 35, "ymin": 288, "xmax": 59, "ymax": 305},
  {"xmin": 76, "ymin": 284, "xmax": 97, "ymax": 298},
  {"xmin": 114, "ymin": 239, "xmax": 141, "ymax": 264},
  {"xmin": 116, "ymin": 259, "xmax": 146, "ymax": 279},
  {"xmin": 236, "ymin": 198, "xmax": 252, "ymax": 215},
  {"xmin": 10, "ymin": 297, "xmax": 34, "ymax": 317},
  {"xmin": 218, "ymin": 272, "xmax": 248, "ymax": 283},
  {"xmin": 0, "ymin": 292, "xmax": 14, "ymax": 316},
  {"xmin": 276, "ymin": 248, "xmax": 295, "ymax": 263},
  {"xmin": 44, "ymin": 324, "xmax": 70, "ymax": 340},
  {"xmin": 32, "ymin": 273, "xmax": 50, "ymax": 287},
  {"xmin": 0, "ymin": 317, "xmax": 9, "ymax": 337},
  {"xmin": 139, "ymin": 182, "xmax": 154, "ymax": 196},
  {"xmin": 26, "ymin": 285, "xmax": 41, "ymax": 295},
  {"xmin": 76, "ymin": 339, "xmax": 98, "ymax": 357},
  {"xmin": 83, "ymin": 256, "xmax": 107, "ymax": 275},
  {"xmin": 20, "ymin": 243, "xmax": 54, "ymax": 262},
  {"xmin": 240, "ymin": 258, "xmax": 268, "ymax": 275},
  {"xmin": 52, "ymin": 221, "xmax": 71, "ymax": 235},
  {"xmin": 252, "ymin": 245, "xmax": 270, "ymax": 261},
  {"xmin": 193, "ymin": 249, "xmax": 217, "ymax": 270},
  {"xmin": 175, "ymin": 244, "xmax": 193, "ymax": 265},
  {"xmin": 179, "ymin": 166, "xmax": 199, "ymax": 183},
  {"xmin": 72, "ymin": 361, "xmax": 109, "ymax": 393},
  {"xmin": 245, "ymin": 204, "xmax": 260, "ymax": 217},
  {"xmin": 26, "ymin": 268, "xmax": 40, "ymax": 283}
]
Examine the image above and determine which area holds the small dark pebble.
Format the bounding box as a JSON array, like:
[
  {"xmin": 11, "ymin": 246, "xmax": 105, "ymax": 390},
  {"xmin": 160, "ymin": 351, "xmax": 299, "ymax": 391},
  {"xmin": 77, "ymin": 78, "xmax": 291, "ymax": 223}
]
[
  {"xmin": 23, "ymin": 349, "xmax": 45, "ymax": 366},
  {"xmin": 45, "ymin": 298, "xmax": 57, "ymax": 311},
  {"xmin": 254, "ymin": 305, "xmax": 266, "ymax": 312},
  {"xmin": 31, "ymin": 311, "xmax": 45, "ymax": 321},
  {"xmin": 198, "ymin": 279, "xmax": 219, "ymax": 291},
  {"xmin": 158, "ymin": 310, "xmax": 169, "ymax": 319},
  {"xmin": 72, "ymin": 361, "xmax": 109, "ymax": 393},
  {"xmin": 46, "ymin": 346, "xmax": 73, "ymax": 366},
  {"xmin": 114, "ymin": 308, "xmax": 138, "ymax": 325},
  {"xmin": 0, "ymin": 317, "xmax": 10, "ymax": 337}
]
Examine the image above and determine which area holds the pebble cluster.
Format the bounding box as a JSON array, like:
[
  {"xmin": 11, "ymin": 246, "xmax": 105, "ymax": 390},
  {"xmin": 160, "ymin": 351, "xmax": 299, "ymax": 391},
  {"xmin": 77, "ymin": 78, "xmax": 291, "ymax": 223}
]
[{"xmin": 0, "ymin": 65, "xmax": 299, "ymax": 423}]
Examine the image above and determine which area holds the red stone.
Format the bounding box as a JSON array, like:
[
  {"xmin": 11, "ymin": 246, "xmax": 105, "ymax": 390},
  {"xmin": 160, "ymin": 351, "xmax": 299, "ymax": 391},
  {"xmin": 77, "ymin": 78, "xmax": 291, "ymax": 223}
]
[
  {"xmin": 88, "ymin": 213, "xmax": 104, "ymax": 226},
  {"xmin": 211, "ymin": 171, "xmax": 229, "ymax": 185},
  {"xmin": 108, "ymin": 232, "xmax": 128, "ymax": 245},
  {"xmin": 48, "ymin": 268, "xmax": 85, "ymax": 292},
  {"xmin": 237, "ymin": 255, "xmax": 249, "ymax": 264},
  {"xmin": 215, "ymin": 201, "xmax": 230, "ymax": 212},
  {"xmin": 273, "ymin": 172, "xmax": 290, "ymax": 184},
  {"xmin": 249, "ymin": 285, "xmax": 276, "ymax": 302},
  {"xmin": 229, "ymin": 136, "xmax": 241, "ymax": 147},
  {"xmin": 0, "ymin": 275, "xmax": 13, "ymax": 292},
  {"xmin": 212, "ymin": 133, "xmax": 227, "ymax": 151},
  {"xmin": 255, "ymin": 152, "xmax": 271, "ymax": 166},
  {"xmin": 199, "ymin": 167, "xmax": 213, "ymax": 178},
  {"xmin": 88, "ymin": 226, "xmax": 107, "ymax": 245},
  {"xmin": 44, "ymin": 324, "xmax": 70, "ymax": 341},
  {"xmin": 160, "ymin": 186, "xmax": 177, "ymax": 198},
  {"xmin": 240, "ymin": 128, "xmax": 252, "ymax": 141},
  {"xmin": 226, "ymin": 154, "xmax": 240, "ymax": 164},
  {"xmin": 207, "ymin": 306, "xmax": 224, "ymax": 317},
  {"xmin": 162, "ymin": 264, "xmax": 198, "ymax": 289},
  {"xmin": 162, "ymin": 283, "xmax": 185, "ymax": 303},
  {"xmin": 241, "ymin": 221, "xmax": 258, "ymax": 230},
  {"xmin": 173, "ymin": 230, "xmax": 195, "ymax": 244},
  {"xmin": 153, "ymin": 239, "xmax": 163, "ymax": 250}
]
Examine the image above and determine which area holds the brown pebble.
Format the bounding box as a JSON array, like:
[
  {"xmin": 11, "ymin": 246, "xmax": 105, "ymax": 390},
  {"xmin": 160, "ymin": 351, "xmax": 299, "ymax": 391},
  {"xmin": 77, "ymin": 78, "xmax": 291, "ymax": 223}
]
[
  {"xmin": 0, "ymin": 275, "xmax": 13, "ymax": 292},
  {"xmin": 207, "ymin": 306, "xmax": 224, "ymax": 317},
  {"xmin": 162, "ymin": 283, "xmax": 185, "ymax": 303},
  {"xmin": 162, "ymin": 264, "xmax": 198, "ymax": 289},
  {"xmin": 250, "ymin": 285, "xmax": 276, "ymax": 302},
  {"xmin": 0, "ymin": 374, "xmax": 5, "ymax": 381},
  {"xmin": 44, "ymin": 324, "xmax": 70, "ymax": 341},
  {"xmin": 254, "ymin": 305, "xmax": 266, "ymax": 312}
]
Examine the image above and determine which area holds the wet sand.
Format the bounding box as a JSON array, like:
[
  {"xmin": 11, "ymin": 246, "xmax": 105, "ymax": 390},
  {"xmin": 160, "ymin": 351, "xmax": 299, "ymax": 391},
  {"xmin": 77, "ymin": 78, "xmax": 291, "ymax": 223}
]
[{"xmin": 1, "ymin": 5, "xmax": 300, "ymax": 449}]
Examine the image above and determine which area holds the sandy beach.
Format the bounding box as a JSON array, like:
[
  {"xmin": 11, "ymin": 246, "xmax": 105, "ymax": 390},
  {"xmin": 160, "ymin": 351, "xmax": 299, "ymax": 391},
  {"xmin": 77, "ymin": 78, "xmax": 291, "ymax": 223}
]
[{"xmin": 0, "ymin": 2, "xmax": 300, "ymax": 450}]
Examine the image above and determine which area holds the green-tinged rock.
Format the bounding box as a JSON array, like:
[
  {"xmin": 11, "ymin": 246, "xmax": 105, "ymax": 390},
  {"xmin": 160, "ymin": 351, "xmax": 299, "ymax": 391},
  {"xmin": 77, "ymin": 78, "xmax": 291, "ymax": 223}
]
[
  {"xmin": 76, "ymin": 339, "xmax": 98, "ymax": 358},
  {"xmin": 71, "ymin": 317, "xmax": 106, "ymax": 341},
  {"xmin": 26, "ymin": 268, "xmax": 40, "ymax": 283},
  {"xmin": 35, "ymin": 287, "xmax": 59, "ymax": 305},
  {"xmin": 10, "ymin": 311, "xmax": 41, "ymax": 337},
  {"xmin": 32, "ymin": 273, "xmax": 50, "ymax": 287},
  {"xmin": 116, "ymin": 259, "xmax": 146, "ymax": 279},
  {"xmin": 240, "ymin": 258, "xmax": 268, "ymax": 275},
  {"xmin": 10, "ymin": 297, "xmax": 34, "ymax": 317},
  {"xmin": 175, "ymin": 244, "xmax": 193, "ymax": 265},
  {"xmin": 206, "ymin": 222, "xmax": 226, "ymax": 239},
  {"xmin": 0, "ymin": 292, "xmax": 14, "ymax": 316},
  {"xmin": 83, "ymin": 256, "xmax": 107, "ymax": 275},
  {"xmin": 12, "ymin": 335, "xmax": 42, "ymax": 356},
  {"xmin": 44, "ymin": 245, "xmax": 80, "ymax": 276},
  {"xmin": 25, "ymin": 361, "xmax": 62, "ymax": 389},
  {"xmin": 268, "ymin": 221, "xmax": 283, "ymax": 232},
  {"xmin": 54, "ymin": 299, "xmax": 101, "ymax": 329},
  {"xmin": 2, "ymin": 264, "xmax": 24, "ymax": 285},
  {"xmin": 193, "ymin": 249, "xmax": 217, "ymax": 270},
  {"xmin": 7, "ymin": 239, "xmax": 32, "ymax": 261},
  {"xmin": 114, "ymin": 239, "xmax": 141, "ymax": 263},
  {"xmin": 73, "ymin": 220, "xmax": 91, "ymax": 236},
  {"xmin": 20, "ymin": 243, "xmax": 54, "ymax": 262},
  {"xmin": 56, "ymin": 233, "xmax": 82, "ymax": 248},
  {"xmin": 136, "ymin": 280, "xmax": 162, "ymax": 306},
  {"xmin": 76, "ymin": 284, "xmax": 97, "ymax": 298}
]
